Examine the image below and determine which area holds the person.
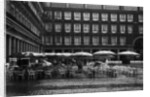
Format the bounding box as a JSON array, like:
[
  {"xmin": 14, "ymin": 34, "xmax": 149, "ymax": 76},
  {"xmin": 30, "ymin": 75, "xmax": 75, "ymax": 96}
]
[
  {"xmin": 76, "ymin": 60, "xmax": 83, "ymax": 73},
  {"xmin": 105, "ymin": 58, "xmax": 109, "ymax": 65}
]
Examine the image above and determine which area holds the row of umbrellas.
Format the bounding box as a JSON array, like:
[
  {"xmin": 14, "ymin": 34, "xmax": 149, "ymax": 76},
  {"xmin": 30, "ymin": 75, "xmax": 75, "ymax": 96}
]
[
  {"xmin": 10, "ymin": 50, "xmax": 140, "ymax": 58},
  {"xmin": 47, "ymin": 50, "xmax": 139, "ymax": 56}
]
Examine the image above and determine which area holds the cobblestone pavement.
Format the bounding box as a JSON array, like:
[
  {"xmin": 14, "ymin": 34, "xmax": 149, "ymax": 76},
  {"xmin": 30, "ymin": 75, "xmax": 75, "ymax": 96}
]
[{"xmin": 6, "ymin": 76, "xmax": 143, "ymax": 96}]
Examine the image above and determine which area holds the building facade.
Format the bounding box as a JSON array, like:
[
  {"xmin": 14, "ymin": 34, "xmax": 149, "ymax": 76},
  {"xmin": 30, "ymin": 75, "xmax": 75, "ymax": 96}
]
[
  {"xmin": 6, "ymin": 1, "xmax": 143, "ymax": 61},
  {"xmin": 40, "ymin": 2, "xmax": 143, "ymax": 60},
  {"xmin": 6, "ymin": 1, "xmax": 45, "ymax": 62}
]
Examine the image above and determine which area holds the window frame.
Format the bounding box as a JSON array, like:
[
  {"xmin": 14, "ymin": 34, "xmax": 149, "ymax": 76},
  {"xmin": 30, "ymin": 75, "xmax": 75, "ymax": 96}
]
[
  {"xmin": 65, "ymin": 23, "xmax": 71, "ymax": 33},
  {"xmin": 64, "ymin": 36, "xmax": 72, "ymax": 46},
  {"xmin": 55, "ymin": 23, "xmax": 62, "ymax": 32},
  {"xmin": 110, "ymin": 13, "xmax": 118, "ymax": 22},
  {"xmin": 64, "ymin": 11, "xmax": 72, "ymax": 20},
  {"xmin": 111, "ymin": 25, "xmax": 117, "ymax": 34},
  {"xmin": 54, "ymin": 11, "xmax": 62, "ymax": 20},
  {"xmin": 127, "ymin": 14, "xmax": 134, "ymax": 22},
  {"xmin": 111, "ymin": 37, "xmax": 117, "ymax": 46},
  {"xmin": 83, "ymin": 24, "xmax": 90, "ymax": 33},
  {"xmin": 92, "ymin": 13, "xmax": 99, "ymax": 21},
  {"xmin": 101, "ymin": 24, "xmax": 108, "ymax": 34},
  {"xmin": 102, "ymin": 36, "xmax": 108, "ymax": 46},
  {"xmin": 74, "ymin": 12, "xmax": 81, "ymax": 21},
  {"xmin": 83, "ymin": 12, "xmax": 90, "ymax": 21},
  {"xmin": 101, "ymin": 13, "xmax": 108, "ymax": 21},
  {"xmin": 74, "ymin": 24, "xmax": 81, "ymax": 33},
  {"xmin": 74, "ymin": 36, "xmax": 81, "ymax": 46},
  {"xmin": 120, "ymin": 14, "xmax": 126, "ymax": 22}
]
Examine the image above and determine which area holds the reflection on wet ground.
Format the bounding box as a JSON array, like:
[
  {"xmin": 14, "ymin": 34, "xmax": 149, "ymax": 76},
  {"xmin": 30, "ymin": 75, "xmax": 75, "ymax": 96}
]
[{"xmin": 6, "ymin": 76, "xmax": 143, "ymax": 96}]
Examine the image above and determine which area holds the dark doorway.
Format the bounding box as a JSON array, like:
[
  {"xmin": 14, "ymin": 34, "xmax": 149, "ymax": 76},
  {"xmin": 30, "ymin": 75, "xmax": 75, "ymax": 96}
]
[{"xmin": 133, "ymin": 38, "xmax": 143, "ymax": 60}]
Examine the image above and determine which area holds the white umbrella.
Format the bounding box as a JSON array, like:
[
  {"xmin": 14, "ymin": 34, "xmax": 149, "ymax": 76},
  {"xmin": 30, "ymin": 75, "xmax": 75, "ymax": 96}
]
[
  {"xmin": 45, "ymin": 52, "xmax": 56, "ymax": 56},
  {"xmin": 118, "ymin": 51, "xmax": 140, "ymax": 56},
  {"xmin": 22, "ymin": 52, "xmax": 34, "ymax": 57},
  {"xmin": 56, "ymin": 52, "xmax": 73, "ymax": 57},
  {"xmin": 32, "ymin": 53, "xmax": 45, "ymax": 57},
  {"xmin": 73, "ymin": 51, "xmax": 93, "ymax": 57},
  {"xmin": 93, "ymin": 50, "xmax": 116, "ymax": 55},
  {"xmin": 42, "ymin": 60, "xmax": 52, "ymax": 67},
  {"xmin": 62, "ymin": 53, "xmax": 73, "ymax": 57}
]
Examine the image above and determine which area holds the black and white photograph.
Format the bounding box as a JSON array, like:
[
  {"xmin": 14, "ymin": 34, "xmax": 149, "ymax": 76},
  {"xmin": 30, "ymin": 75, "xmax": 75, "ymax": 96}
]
[{"xmin": 5, "ymin": 0, "xmax": 143, "ymax": 96}]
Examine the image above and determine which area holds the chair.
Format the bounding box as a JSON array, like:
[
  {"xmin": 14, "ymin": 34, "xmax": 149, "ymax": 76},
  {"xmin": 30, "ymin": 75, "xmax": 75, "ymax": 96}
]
[
  {"xmin": 44, "ymin": 70, "xmax": 52, "ymax": 79},
  {"xmin": 13, "ymin": 70, "xmax": 25, "ymax": 80},
  {"xmin": 28, "ymin": 70, "xmax": 36, "ymax": 80},
  {"xmin": 7, "ymin": 70, "xmax": 14, "ymax": 80}
]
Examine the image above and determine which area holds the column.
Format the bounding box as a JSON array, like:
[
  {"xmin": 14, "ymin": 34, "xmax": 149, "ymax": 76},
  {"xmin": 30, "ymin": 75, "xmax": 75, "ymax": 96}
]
[
  {"xmin": 25, "ymin": 43, "xmax": 27, "ymax": 52},
  {"xmin": 22, "ymin": 41, "xmax": 25, "ymax": 52},
  {"xmin": 14, "ymin": 38, "xmax": 17, "ymax": 54},
  {"xmin": 28, "ymin": 43, "xmax": 30, "ymax": 52},
  {"xmin": 6, "ymin": 35, "xmax": 9, "ymax": 62},
  {"xmin": 16, "ymin": 39, "xmax": 19, "ymax": 53},
  {"xmin": 29, "ymin": 44, "xmax": 31, "ymax": 52},
  {"xmin": 31, "ymin": 45, "xmax": 33, "ymax": 51},
  {"xmin": 8, "ymin": 36, "xmax": 12, "ymax": 56},
  {"xmin": 20, "ymin": 41, "xmax": 22, "ymax": 53},
  {"xmin": 11, "ymin": 37, "xmax": 14, "ymax": 54},
  {"xmin": 27, "ymin": 43, "xmax": 29, "ymax": 52},
  {"xmin": 18, "ymin": 40, "xmax": 20, "ymax": 53},
  {"xmin": 21, "ymin": 41, "xmax": 24, "ymax": 52}
]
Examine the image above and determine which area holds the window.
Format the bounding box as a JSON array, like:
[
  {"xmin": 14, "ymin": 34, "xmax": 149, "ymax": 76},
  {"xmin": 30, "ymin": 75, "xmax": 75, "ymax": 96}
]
[
  {"xmin": 111, "ymin": 25, "xmax": 117, "ymax": 34},
  {"xmin": 64, "ymin": 36, "xmax": 72, "ymax": 45},
  {"xmin": 45, "ymin": 36, "xmax": 49, "ymax": 45},
  {"xmin": 55, "ymin": 36, "xmax": 62, "ymax": 45},
  {"xmin": 127, "ymin": 25, "xmax": 133, "ymax": 34},
  {"xmin": 47, "ymin": 36, "xmax": 53, "ymax": 45},
  {"xmin": 83, "ymin": 12, "xmax": 90, "ymax": 21},
  {"xmin": 64, "ymin": 12, "xmax": 71, "ymax": 20},
  {"xmin": 120, "ymin": 25, "xmax": 126, "ymax": 34},
  {"xmin": 6, "ymin": 1, "xmax": 11, "ymax": 13},
  {"xmin": 120, "ymin": 14, "xmax": 126, "ymax": 22},
  {"xmin": 139, "ymin": 26, "xmax": 143, "ymax": 34},
  {"xmin": 55, "ymin": 24, "xmax": 61, "ymax": 32},
  {"xmin": 111, "ymin": 37, "xmax": 117, "ymax": 46},
  {"xmin": 101, "ymin": 25, "xmax": 108, "ymax": 34},
  {"xmin": 111, "ymin": 14, "xmax": 117, "ymax": 22},
  {"xmin": 83, "ymin": 36, "xmax": 90, "ymax": 45},
  {"xmin": 83, "ymin": 24, "xmax": 90, "ymax": 33},
  {"xmin": 74, "ymin": 24, "xmax": 81, "ymax": 33},
  {"xmin": 44, "ymin": 11, "xmax": 52, "ymax": 20},
  {"xmin": 19, "ymin": 12, "xmax": 24, "ymax": 24},
  {"xmin": 16, "ymin": 9, "xmax": 20, "ymax": 22},
  {"xmin": 92, "ymin": 13, "xmax": 99, "ymax": 21},
  {"xmin": 102, "ymin": 36, "xmax": 108, "ymax": 45},
  {"xmin": 120, "ymin": 37, "xmax": 126, "ymax": 46},
  {"xmin": 74, "ymin": 12, "xmax": 81, "ymax": 20},
  {"xmin": 48, "ymin": 11, "xmax": 53, "ymax": 19},
  {"xmin": 101, "ymin": 13, "xmax": 108, "ymax": 21},
  {"xmin": 92, "ymin": 24, "xmax": 99, "ymax": 33},
  {"xmin": 54, "ymin": 11, "xmax": 62, "ymax": 20},
  {"xmin": 127, "ymin": 14, "xmax": 133, "ymax": 22},
  {"xmin": 10, "ymin": 4, "xmax": 16, "ymax": 17},
  {"xmin": 138, "ymin": 14, "xmax": 143, "ymax": 22},
  {"xmin": 92, "ymin": 36, "xmax": 99, "ymax": 46},
  {"xmin": 74, "ymin": 36, "xmax": 81, "ymax": 45},
  {"xmin": 65, "ymin": 23, "xmax": 71, "ymax": 33},
  {"xmin": 45, "ymin": 23, "xmax": 52, "ymax": 32},
  {"xmin": 45, "ymin": 36, "xmax": 53, "ymax": 45},
  {"xmin": 42, "ymin": 36, "xmax": 45, "ymax": 44}
]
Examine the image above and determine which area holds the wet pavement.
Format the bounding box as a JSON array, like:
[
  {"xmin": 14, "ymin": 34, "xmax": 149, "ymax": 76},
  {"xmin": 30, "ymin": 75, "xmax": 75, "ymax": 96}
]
[{"xmin": 6, "ymin": 76, "xmax": 143, "ymax": 96}]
